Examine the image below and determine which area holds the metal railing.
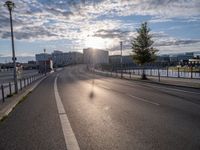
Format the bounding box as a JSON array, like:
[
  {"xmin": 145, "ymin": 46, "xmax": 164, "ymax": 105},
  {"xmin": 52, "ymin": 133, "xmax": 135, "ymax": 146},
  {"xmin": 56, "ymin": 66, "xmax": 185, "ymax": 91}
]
[
  {"xmin": 0, "ymin": 73, "xmax": 44, "ymax": 102},
  {"xmin": 93, "ymin": 67, "xmax": 200, "ymax": 80}
]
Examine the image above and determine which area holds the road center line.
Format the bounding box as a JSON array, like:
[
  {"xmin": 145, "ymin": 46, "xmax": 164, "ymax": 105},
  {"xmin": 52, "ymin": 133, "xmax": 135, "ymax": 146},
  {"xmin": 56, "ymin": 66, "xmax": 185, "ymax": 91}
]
[
  {"xmin": 126, "ymin": 94, "xmax": 160, "ymax": 106},
  {"xmin": 98, "ymin": 84, "xmax": 111, "ymax": 90},
  {"xmin": 54, "ymin": 75, "xmax": 80, "ymax": 150}
]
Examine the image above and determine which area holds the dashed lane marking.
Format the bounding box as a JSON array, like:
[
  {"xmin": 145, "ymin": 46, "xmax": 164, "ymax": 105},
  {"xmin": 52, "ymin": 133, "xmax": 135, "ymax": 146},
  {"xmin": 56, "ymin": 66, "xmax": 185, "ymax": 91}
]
[
  {"xmin": 54, "ymin": 75, "xmax": 80, "ymax": 150},
  {"xmin": 126, "ymin": 93, "xmax": 160, "ymax": 106}
]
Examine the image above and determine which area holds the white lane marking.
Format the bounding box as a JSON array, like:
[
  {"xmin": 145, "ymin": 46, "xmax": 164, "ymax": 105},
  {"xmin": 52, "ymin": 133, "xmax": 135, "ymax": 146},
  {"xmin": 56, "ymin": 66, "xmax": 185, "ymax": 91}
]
[
  {"xmin": 126, "ymin": 83, "xmax": 200, "ymax": 95},
  {"xmin": 54, "ymin": 75, "xmax": 80, "ymax": 150},
  {"xmin": 126, "ymin": 94, "xmax": 160, "ymax": 106},
  {"xmin": 98, "ymin": 84, "xmax": 111, "ymax": 90}
]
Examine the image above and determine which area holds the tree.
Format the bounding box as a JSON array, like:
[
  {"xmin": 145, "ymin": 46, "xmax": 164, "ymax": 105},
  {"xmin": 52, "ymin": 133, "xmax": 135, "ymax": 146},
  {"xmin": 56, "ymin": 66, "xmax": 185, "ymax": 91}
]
[{"xmin": 131, "ymin": 22, "xmax": 158, "ymax": 79}]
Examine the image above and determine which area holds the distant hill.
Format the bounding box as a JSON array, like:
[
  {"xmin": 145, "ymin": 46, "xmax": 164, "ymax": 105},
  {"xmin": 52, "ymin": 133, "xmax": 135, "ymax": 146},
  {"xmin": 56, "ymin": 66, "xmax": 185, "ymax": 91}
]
[{"xmin": 0, "ymin": 56, "xmax": 35, "ymax": 63}]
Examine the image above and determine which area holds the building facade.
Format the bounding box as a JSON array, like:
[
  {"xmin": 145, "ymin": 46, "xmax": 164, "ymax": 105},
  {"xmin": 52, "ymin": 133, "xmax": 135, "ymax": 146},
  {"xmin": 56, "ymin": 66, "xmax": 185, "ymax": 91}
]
[
  {"xmin": 109, "ymin": 55, "xmax": 134, "ymax": 65},
  {"xmin": 83, "ymin": 48, "xmax": 109, "ymax": 65},
  {"xmin": 35, "ymin": 53, "xmax": 53, "ymax": 73},
  {"xmin": 35, "ymin": 53, "xmax": 52, "ymax": 62},
  {"xmin": 52, "ymin": 51, "xmax": 83, "ymax": 67}
]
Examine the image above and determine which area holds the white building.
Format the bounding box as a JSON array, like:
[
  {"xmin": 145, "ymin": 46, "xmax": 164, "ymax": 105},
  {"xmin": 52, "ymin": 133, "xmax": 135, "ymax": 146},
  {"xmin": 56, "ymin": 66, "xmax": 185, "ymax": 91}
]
[
  {"xmin": 35, "ymin": 53, "xmax": 52, "ymax": 61},
  {"xmin": 52, "ymin": 51, "xmax": 83, "ymax": 67},
  {"xmin": 35, "ymin": 53, "xmax": 53, "ymax": 72},
  {"xmin": 83, "ymin": 48, "xmax": 109, "ymax": 65}
]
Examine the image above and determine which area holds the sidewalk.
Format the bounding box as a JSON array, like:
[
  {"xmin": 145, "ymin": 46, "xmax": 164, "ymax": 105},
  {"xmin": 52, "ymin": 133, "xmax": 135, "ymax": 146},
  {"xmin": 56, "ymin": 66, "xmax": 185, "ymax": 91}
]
[
  {"xmin": 94, "ymin": 70, "xmax": 200, "ymax": 89},
  {"xmin": 0, "ymin": 76, "xmax": 47, "ymax": 121}
]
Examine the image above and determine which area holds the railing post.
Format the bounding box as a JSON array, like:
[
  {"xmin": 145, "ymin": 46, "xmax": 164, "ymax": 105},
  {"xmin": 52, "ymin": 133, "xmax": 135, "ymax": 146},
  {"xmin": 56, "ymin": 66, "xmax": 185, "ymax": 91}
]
[
  {"xmin": 20, "ymin": 79, "xmax": 22, "ymax": 90},
  {"xmin": 9, "ymin": 82, "xmax": 12, "ymax": 95},
  {"xmin": 178, "ymin": 67, "xmax": 180, "ymax": 78},
  {"xmin": 191, "ymin": 67, "xmax": 193, "ymax": 79},
  {"xmin": 1, "ymin": 85, "xmax": 5, "ymax": 102},
  {"xmin": 167, "ymin": 67, "xmax": 169, "ymax": 77},
  {"xmin": 24, "ymin": 78, "xmax": 26, "ymax": 87}
]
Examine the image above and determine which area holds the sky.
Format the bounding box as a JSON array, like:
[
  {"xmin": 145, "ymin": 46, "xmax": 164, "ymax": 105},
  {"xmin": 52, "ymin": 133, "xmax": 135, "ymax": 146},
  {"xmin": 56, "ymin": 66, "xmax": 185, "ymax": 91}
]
[{"xmin": 0, "ymin": 0, "xmax": 200, "ymax": 59}]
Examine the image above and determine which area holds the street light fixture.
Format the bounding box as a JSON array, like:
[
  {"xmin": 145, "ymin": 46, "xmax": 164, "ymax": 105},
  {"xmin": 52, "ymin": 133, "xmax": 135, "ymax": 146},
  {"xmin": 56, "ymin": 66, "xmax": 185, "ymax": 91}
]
[
  {"xmin": 4, "ymin": 1, "xmax": 18, "ymax": 93},
  {"xmin": 44, "ymin": 49, "xmax": 47, "ymax": 76},
  {"xmin": 120, "ymin": 41, "xmax": 123, "ymax": 78}
]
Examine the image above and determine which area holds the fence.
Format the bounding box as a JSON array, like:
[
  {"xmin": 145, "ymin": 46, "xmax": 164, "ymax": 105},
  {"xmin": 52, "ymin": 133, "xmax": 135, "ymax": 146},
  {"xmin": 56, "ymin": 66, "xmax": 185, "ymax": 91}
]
[
  {"xmin": 0, "ymin": 68, "xmax": 13, "ymax": 72},
  {"xmin": 120, "ymin": 68, "xmax": 200, "ymax": 79},
  {"xmin": 0, "ymin": 73, "xmax": 44, "ymax": 102},
  {"xmin": 93, "ymin": 67, "xmax": 200, "ymax": 79}
]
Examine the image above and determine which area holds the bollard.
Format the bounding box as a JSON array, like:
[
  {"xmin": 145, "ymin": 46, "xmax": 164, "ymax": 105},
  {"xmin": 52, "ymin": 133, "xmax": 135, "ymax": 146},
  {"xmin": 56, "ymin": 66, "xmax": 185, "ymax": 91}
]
[
  {"xmin": 9, "ymin": 82, "xmax": 12, "ymax": 95},
  {"xmin": 167, "ymin": 67, "xmax": 169, "ymax": 77},
  {"xmin": 1, "ymin": 85, "xmax": 5, "ymax": 102},
  {"xmin": 24, "ymin": 78, "xmax": 26, "ymax": 87},
  {"xmin": 20, "ymin": 79, "xmax": 22, "ymax": 90},
  {"xmin": 191, "ymin": 67, "xmax": 193, "ymax": 79},
  {"xmin": 178, "ymin": 68, "xmax": 180, "ymax": 78}
]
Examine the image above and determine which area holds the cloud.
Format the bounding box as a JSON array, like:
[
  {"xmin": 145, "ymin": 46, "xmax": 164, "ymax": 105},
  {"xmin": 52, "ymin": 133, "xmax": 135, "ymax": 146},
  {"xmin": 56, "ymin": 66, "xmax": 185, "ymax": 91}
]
[
  {"xmin": 0, "ymin": 0, "xmax": 199, "ymax": 55},
  {"xmin": 94, "ymin": 29, "xmax": 133, "ymax": 39},
  {"xmin": 154, "ymin": 39, "xmax": 200, "ymax": 47},
  {"xmin": 0, "ymin": 0, "xmax": 199, "ymax": 40}
]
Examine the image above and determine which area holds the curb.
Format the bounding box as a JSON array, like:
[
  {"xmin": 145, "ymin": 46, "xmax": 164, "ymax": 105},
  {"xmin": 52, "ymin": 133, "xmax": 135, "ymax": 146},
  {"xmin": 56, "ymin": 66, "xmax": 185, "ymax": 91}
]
[
  {"xmin": 0, "ymin": 75, "xmax": 47, "ymax": 121},
  {"xmin": 123, "ymin": 77, "xmax": 200, "ymax": 89}
]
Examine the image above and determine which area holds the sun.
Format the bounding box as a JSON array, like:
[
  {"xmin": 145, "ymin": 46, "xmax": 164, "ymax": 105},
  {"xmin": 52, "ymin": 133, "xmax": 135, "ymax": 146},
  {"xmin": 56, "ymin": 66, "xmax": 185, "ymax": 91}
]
[{"xmin": 84, "ymin": 37, "xmax": 106, "ymax": 49}]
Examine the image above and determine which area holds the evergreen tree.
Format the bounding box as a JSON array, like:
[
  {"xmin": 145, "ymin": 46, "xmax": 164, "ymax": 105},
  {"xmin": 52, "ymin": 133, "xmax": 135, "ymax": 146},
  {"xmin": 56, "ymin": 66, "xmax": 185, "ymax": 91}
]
[{"xmin": 131, "ymin": 22, "xmax": 158, "ymax": 79}]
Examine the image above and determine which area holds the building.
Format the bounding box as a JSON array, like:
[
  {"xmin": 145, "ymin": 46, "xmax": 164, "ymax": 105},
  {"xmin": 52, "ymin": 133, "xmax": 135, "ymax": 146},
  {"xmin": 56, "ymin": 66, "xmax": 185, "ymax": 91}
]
[
  {"xmin": 83, "ymin": 48, "xmax": 109, "ymax": 65},
  {"xmin": 52, "ymin": 51, "xmax": 83, "ymax": 67},
  {"xmin": 21, "ymin": 61, "xmax": 37, "ymax": 70},
  {"xmin": 189, "ymin": 58, "xmax": 200, "ymax": 66},
  {"xmin": 35, "ymin": 53, "xmax": 52, "ymax": 62},
  {"xmin": 35, "ymin": 53, "xmax": 53, "ymax": 73},
  {"xmin": 156, "ymin": 55, "xmax": 170, "ymax": 63},
  {"xmin": 177, "ymin": 52, "xmax": 194, "ymax": 62},
  {"xmin": 109, "ymin": 55, "xmax": 133, "ymax": 65}
]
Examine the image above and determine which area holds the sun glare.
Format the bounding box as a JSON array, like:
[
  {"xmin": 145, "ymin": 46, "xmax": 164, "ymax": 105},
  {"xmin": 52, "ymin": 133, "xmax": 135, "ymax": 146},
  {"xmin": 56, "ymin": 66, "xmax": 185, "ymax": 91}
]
[{"xmin": 85, "ymin": 37, "xmax": 112, "ymax": 49}]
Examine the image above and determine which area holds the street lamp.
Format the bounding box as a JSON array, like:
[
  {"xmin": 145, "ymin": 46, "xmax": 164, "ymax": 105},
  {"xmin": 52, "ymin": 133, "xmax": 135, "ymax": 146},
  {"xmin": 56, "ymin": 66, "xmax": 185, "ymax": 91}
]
[
  {"xmin": 4, "ymin": 1, "xmax": 18, "ymax": 93},
  {"xmin": 120, "ymin": 41, "xmax": 123, "ymax": 78},
  {"xmin": 44, "ymin": 49, "xmax": 47, "ymax": 76}
]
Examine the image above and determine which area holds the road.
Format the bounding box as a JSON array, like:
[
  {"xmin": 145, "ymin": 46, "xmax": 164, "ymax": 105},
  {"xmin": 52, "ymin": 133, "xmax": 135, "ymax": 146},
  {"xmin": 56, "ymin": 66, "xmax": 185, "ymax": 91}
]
[{"xmin": 0, "ymin": 65, "xmax": 200, "ymax": 150}]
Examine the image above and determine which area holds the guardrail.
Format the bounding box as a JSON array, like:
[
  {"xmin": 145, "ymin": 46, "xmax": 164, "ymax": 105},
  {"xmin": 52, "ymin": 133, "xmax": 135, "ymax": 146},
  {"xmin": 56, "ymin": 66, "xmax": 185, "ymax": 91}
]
[
  {"xmin": 0, "ymin": 68, "xmax": 13, "ymax": 72},
  {"xmin": 94, "ymin": 67, "xmax": 200, "ymax": 79},
  {"xmin": 91, "ymin": 67, "xmax": 200, "ymax": 81},
  {"xmin": 0, "ymin": 73, "xmax": 44, "ymax": 102}
]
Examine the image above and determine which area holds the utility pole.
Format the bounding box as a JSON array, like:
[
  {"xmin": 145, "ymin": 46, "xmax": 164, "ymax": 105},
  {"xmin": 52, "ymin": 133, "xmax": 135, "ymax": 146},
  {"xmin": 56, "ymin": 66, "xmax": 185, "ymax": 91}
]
[
  {"xmin": 120, "ymin": 41, "xmax": 123, "ymax": 78},
  {"xmin": 44, "ymin": 49, "xmax": 47, "ymax": 76},
  {"xmin": 4, "ymin": 1, "xmax": 18, "ymax": 93}
]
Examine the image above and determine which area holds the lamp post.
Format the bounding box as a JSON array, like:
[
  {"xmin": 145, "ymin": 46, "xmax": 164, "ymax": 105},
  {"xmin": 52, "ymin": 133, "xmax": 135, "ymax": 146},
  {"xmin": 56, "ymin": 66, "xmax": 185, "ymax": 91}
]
[
  {"xmin": 120, "ymin": 41, "xmax": 123, "ymax": 78},
  {"xmin": 44, "ymin": 49, "xmax": 47, "ymax": 76},
  {"xmin": 4, "ymin": 1, "xmax": 18, "ymax": 93}
]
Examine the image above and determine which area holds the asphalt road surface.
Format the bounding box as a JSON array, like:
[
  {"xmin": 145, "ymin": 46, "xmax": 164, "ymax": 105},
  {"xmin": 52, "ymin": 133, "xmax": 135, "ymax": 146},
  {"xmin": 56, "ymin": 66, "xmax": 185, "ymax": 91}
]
[{"xmin": 0, "ymin": 65, "xmax": 200, "ymax": 150}]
